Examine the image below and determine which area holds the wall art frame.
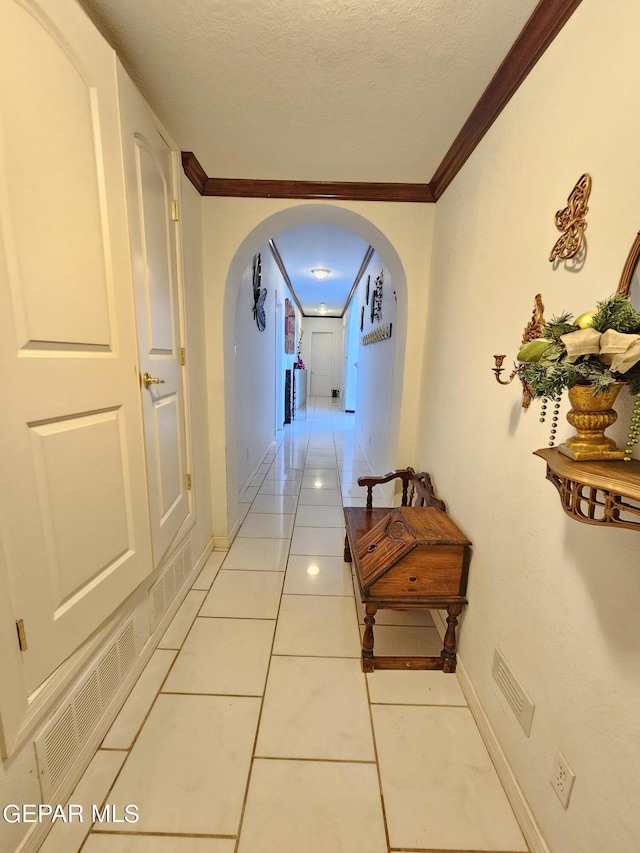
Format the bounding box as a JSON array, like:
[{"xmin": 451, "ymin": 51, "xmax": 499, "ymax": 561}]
[{"xmin": 284, "ymin": 298, "xmax": 295, "ymax": 353}]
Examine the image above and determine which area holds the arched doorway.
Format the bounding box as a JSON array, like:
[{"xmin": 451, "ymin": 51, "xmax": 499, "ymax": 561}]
[{"xmin": 220, "ymin": 204, "xmax": 409, "ymax": 540}]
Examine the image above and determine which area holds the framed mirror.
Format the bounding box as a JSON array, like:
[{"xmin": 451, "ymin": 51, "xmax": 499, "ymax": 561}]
[{"xmin": 617, "ymin": 230, "xmax": 640, "ymax": 305}]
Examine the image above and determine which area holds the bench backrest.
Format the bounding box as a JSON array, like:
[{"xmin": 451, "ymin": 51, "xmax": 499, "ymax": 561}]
[{"xmin": 357, "ymin": 467, "xmax": 447, "ymax": 512}]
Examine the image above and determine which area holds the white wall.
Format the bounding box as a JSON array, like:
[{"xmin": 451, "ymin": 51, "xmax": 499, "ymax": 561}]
[
  {"xmin": 417, "ymin": 2, "xmax": 640, "ymax": 850},
  {"xmin": 353, "ymin": 254, "xmax": 397, "ymax": 473},
  {"xmin": 235, "ymin": 253, "xmax": 276, "ymax": 492},
  {"xmin": 233, "ymin": 247, "xmax": 299, "ymax": 506}
]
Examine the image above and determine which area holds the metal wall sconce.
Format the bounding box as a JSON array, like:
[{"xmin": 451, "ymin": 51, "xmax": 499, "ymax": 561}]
[{"xmin": 492, "ymin": 294, "xmax": 545, "ymax": 408}]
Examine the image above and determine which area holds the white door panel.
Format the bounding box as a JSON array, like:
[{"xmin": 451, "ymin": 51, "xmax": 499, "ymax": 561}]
[
  {"xmin": 311, "ymin": 331, "xmax": 333, "ymax": 396},
  {"xmin": 0, "ymin": 0, "xmax": 152, "ymax": 696},
  {"xmin": 136, "ymin": 142, "xmax": 175, "ymax": 352},
  {"xmin": 119, "ymin": 69, "xmax": 190, "ymax": 565},
  {"xmin": 0, "ymin": 1, "xmax": 111, "ymax": 348},
  {"xmin": 154, "ymin": 393, "xmax": 183, "ymax": 520},
  {"xmin": 28, "ymin": 410, "xmax": 131, "ymax": 605}
]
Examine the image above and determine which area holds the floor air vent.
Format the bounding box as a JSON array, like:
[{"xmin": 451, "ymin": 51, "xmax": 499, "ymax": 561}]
[
  {"xmin": 149, "ymin": 537, "xmax": 193, "ymax": 631},
  {"xmin": 34, "ymin": 619, "xmax": 137, "ymax": 800},
  {"xmin": 492, "ymin": 647, "xmax": 535, "ymax": 736}
]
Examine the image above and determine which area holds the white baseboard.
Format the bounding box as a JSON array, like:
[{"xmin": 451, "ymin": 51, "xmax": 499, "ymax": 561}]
[
  {"xmin": 238, "ymin": 440, "xmax": 278, "ymax": 498},
  {"xmin": 215, "ymin": 522, "xmax": 238, "ymax": 550},
  {"xmin": 15, "ymin": 536, "xmax": 214, "ymax": 853},
  {"xmin": 431, "ymin": 612, "xmax": 549, "ymax": 853}
]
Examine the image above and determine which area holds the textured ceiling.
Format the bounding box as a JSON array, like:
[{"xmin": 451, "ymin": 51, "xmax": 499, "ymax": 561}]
[
  {"xmin": 272, "ymin": 224, "xmax": 370, "ymax": 315},
  {"xmin": 78, "ymin": 0, "xmax": 539, "ymax": 183}
]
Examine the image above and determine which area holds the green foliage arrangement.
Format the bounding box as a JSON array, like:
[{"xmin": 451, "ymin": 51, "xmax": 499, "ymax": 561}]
[
  {"xmin": 517, "ymin": 295, "xmax": 640, "ymax": 399},
  {"xmin": 515, "ymin": 295, "xmax": 640, "ymax": 458}
]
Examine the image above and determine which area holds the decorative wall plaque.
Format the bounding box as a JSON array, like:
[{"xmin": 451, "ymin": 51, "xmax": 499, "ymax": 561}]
[
  {"xmin": 372, "ymin": 271, "xmax": 384, "ymax": 321},
  {"xmin": 252, "ymin": 253, "xmax": 267, "ymax": 331},
  {"xmin": 549, "ymin": 173, "xmax": 591, "ymax": 263},
  {"xmin": 284, "ymin": 298, "xmax": 295, "ymax": 353}
]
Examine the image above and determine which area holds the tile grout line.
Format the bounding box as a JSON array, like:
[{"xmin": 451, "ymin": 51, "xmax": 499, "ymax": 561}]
[
  {"xmin": 333, "ymin": 419, "xmax": 392, "ymax": 853},
  {"xmin": 79, "ymin": 536, "xmax": 239, "ymax": 850},
  {"xmin": 231, "ymin": 419, "xmax": 309, "ymax": 853},
  {"xmin": 89, "ymin": 829, "xmax": 237, "ymax": 839},
  {"xmin": 77, "ymin": 587, "xmax": 205, "ymax": 849},
  {"xmin": 234, "ymin": 400, "xmax": 365, "ymax": 850}
]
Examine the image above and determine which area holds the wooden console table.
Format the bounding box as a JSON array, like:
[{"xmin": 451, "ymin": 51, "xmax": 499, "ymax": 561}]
[{"xmin": 344, "ymin": 505, "xmax": 471, "ymax": 673}]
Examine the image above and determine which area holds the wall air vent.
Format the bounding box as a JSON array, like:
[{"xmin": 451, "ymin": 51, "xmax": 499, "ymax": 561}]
[
  {"xmin": 34, "ymin": 618, "xmax": 138, "ymax": 801},
  {"xmin": 149, "ymin": 537, "xmax": 193, "ymax": 631},
  {"xmin": 492, "ymin": 647, "xmax": 535, "ymax": 736}
]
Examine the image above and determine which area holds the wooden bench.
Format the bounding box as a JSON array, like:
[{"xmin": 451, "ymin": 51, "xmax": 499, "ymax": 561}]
[{"xmin": 343, "ymin": 467, "xmax": 471, "ymax": 673}]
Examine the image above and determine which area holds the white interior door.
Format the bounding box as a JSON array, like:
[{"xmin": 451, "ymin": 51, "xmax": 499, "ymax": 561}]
[
  {"xmin": 118, "ymin": 68, "xmax": 190, "ymax": 566},
  {"xmin": 310, "ymin": 331, "xmax": 334, "ymax": 396},
  {"xmin": 0, "ymin": 0, "xmax": 152, "ymax": 695}
]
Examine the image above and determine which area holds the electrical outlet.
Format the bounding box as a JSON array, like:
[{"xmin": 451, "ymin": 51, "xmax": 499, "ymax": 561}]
[{"xmin": 550, "ymin": 751, "xmax": 575, "ymax": 808}]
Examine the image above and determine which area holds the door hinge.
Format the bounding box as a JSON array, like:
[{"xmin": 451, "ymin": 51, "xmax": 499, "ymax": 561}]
[
  {"xmin": 171, "ymin": 200, "xmax": 179, "ymax": 221},
  {"xmin": 186, "ymin": 473, "xmax": 192, "ymax": 491},
  {"xmin": 179, "ymin": 347, "xmax": 186, "ymax": 366},
  {"xmin": 16, "ymin": 619, "xmax": 27, "ymax": 651}
]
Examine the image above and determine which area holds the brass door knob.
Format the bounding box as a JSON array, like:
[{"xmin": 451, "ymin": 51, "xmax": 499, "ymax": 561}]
[{"xmin": 142, "ymin": 372, "xmax": 165, "ymax": 389}]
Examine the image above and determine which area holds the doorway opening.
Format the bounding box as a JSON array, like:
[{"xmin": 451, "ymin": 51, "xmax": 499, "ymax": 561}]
[{"xmin": 223, "ymin": 205, "xmax": 408, "ymax": 537}]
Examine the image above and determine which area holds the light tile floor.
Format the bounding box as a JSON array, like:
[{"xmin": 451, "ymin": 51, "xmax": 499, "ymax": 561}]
[{"xmin": 42, "ymin": 397, "xmax": 528, "ymax": 853}]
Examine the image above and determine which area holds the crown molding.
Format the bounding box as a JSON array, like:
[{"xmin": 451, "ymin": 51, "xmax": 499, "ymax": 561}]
[
  {"xmin": 430, "ymin": 0, "xmax": 583, "ymax": 200},
  {"xmin": 181, "ymin": 152, "xmax": 208, "ymax": 194},
  {"xmin": 268, "ymin": 239, "xmax": 306, "ymax": 316},
  {"xmin": 182, "ymin": 0, "xmax": 582, "ymax": 203},
  {"xmin": 342, "ymin": 246, "xmax": 375, "ymax": 317},
  {"xmin": 181, "ymin": 166, "xmax": 434, "ymax": 203}
]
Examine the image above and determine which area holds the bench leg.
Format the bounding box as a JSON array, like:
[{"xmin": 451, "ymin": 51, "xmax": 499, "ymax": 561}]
[
  {"xmin": 442, "ymin": 603, "xmax": 463, "ymax": 673},
  {"xmin": 343, "ymin": 533, "xmax": 352, "ymax": 563},
  {"xmin": 362, "ymin": 603, "xmax": 377, "ymax": 672}
]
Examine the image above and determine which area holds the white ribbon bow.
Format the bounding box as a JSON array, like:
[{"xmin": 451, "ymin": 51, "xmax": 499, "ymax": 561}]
[{"xmin": 560, "ymin": 328, "xmax": 640, "ymax": 373}]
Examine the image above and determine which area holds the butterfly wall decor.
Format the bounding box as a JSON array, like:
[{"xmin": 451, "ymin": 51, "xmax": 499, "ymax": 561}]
[
  {"xmin": 252, "ymin": 253, "xmax": 267, "ymax": 331},
  {"xmin": 548, "ymin": 173, "xmax": 591, "ymax": 263}
]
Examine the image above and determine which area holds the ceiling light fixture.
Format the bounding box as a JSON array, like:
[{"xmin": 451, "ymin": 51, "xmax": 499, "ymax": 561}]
[
  {"xmin": 319, "ymin": 303, "xmax": 327, "ymax": 315},
  {"xmin": 311, "ymin": 268, "xmax": 330, "ymax": 281}
]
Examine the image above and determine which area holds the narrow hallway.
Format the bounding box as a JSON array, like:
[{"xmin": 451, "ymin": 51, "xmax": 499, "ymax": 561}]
[{"xmin": 41, "ymin": 398, "xmax": 528, "ymax": 853}]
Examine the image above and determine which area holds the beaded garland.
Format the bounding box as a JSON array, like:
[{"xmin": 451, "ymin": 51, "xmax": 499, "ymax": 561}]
[
  {"xmin": 539, "ymin": 397, "xmax": 562, "ymax": 447},
  {"xmin": 624, "ymin": 396, "xmax": 640, "ymax": 462}
]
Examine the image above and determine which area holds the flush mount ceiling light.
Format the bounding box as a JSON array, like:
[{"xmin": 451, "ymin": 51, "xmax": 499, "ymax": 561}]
[
  {"xmin": 311, "ymin": 268, "xmax": 330, "ymax": 281},
  {"xmin": 319, "ymin": 303, "xmax": 327, "ymax": 315}
]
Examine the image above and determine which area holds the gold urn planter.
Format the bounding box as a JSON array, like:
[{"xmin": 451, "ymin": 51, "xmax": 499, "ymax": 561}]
[{"xmin": 558, "ymin": 384, "xmax": 625, "ymax": 461}]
